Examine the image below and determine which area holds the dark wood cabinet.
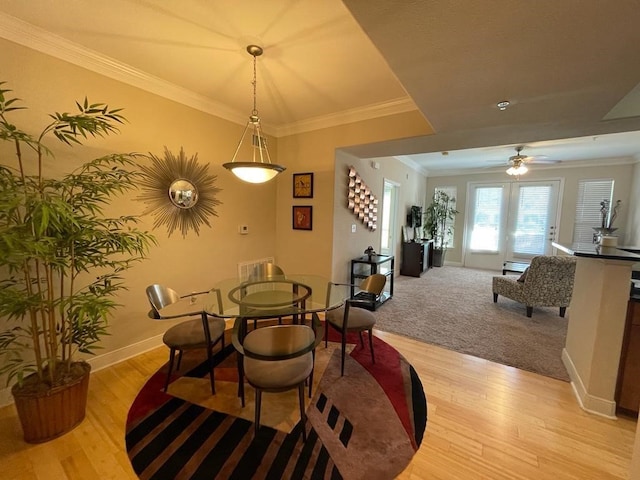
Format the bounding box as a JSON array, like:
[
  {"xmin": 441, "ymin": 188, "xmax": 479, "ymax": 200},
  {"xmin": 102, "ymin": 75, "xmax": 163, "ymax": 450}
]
[
  {"xmin": 616, "ymin": 296, "xmax": 640, "ymax": 416},
  {"xmin": 350, "ymin": 255, "xmax": 394, "ymax": 310},
  {"xmin": 400, "ymin": 240, "xmax": 433, "ymax": 277}
]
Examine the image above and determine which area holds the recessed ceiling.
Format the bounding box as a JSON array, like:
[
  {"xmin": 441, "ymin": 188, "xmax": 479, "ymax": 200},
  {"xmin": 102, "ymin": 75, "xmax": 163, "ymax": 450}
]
[{"xmin": 2, "ymin": 0, "xmax": 640, "ymax": 168}]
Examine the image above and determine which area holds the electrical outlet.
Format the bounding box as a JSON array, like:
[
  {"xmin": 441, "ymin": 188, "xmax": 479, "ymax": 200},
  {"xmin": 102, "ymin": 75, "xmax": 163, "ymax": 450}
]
[{"xmin": 351, "ymin": 224, "xmax": 357, "ymax": 233}]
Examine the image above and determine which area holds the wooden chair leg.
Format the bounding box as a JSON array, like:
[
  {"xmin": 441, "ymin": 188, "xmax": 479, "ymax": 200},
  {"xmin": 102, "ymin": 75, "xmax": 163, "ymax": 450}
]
[
  {"xmin": 165, "ymin": 348, "xmax": 176, "ymax": 392},
  {"xmin": 559, "ymin": 306, "xmax": 567, "ymax": 317},
  {"xmin": 254, "ymin": 389, "xmax": 262, "ymax": 436},
  {"xmin": 526, "ymin": 306, "xmax": 533, "ymax": 317},
  {"xmin": 359, "ymin": 331, "xmax": 365, "ymax": 348},
  {"xmin": 368, "ymin": 329, "xmax": 375, "ymax": 364},
  {"xmin": 298, "ymin": 383, "xmax": 307, "ymax": 442}
]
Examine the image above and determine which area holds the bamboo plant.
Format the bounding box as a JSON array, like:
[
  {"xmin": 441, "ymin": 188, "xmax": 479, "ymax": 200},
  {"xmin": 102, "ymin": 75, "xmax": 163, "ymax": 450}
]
[{"xmin": 0, "ymin": 82, "xmax": 155, "ymax": 389}]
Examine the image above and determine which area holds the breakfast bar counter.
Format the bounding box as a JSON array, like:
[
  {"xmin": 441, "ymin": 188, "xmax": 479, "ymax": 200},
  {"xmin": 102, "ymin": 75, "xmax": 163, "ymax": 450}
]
[{"xmin": 552, "ymin": 241, "xmax": 640, "ymax": 417}]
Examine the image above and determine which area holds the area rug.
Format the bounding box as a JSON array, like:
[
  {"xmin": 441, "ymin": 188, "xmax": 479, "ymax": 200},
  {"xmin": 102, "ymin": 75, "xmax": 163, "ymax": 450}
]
[
  {"xmin": 125, "ymin": 330, "xmax": 427, "ymax": 480},
  {"xmin": 374, "ymin": 266, "xmax": 570, "ymax": 381}
]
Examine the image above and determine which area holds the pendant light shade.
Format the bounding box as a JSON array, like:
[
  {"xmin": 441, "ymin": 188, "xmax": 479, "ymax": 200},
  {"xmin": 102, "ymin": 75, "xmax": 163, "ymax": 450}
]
[{"xmin": 223, "ymin": 45, "xmax": 285, "ymax": 183}]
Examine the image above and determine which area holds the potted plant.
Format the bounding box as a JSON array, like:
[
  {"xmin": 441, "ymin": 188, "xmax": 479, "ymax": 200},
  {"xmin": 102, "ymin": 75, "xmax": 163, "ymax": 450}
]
[
  {"xmin": 0, "ymin": 82, "xmax": 155, "ymax": 443},
  {"xmin": 423, "ymin": 190, "xmax": 458, "ymax": 267}
]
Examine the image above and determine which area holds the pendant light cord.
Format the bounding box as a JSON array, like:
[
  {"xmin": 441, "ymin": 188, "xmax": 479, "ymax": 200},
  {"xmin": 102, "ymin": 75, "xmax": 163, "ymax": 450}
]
[{"xmin": 252, "ymin": 52, "xmax": 258, "ymax": 116}]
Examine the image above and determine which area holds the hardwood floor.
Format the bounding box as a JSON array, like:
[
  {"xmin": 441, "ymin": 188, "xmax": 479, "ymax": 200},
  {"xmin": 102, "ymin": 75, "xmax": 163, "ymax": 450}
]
[{"xmin": 0, "ymin": 330, "xmax": 636, "ymax": 479}]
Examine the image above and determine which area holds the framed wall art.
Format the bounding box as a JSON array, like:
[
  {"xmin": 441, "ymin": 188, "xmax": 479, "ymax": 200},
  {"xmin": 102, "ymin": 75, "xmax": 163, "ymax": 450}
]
[
  {"xmin": 292, "ymin": 205, "xmax": 313, "ymax": 230},
  {"xmin": 293, "ymin": 172, "xmax": 314, "ymax": 198}
]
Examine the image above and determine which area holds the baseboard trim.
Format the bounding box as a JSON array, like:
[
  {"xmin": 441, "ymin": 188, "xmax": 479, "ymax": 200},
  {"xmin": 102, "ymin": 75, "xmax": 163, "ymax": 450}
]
[
  {"xmin": 561, "ymin": 348, "xmax": 617, "ymax": 419},
  {"xmin": 0, "ymin": 334, "xmax": 165, "ymax": 408}
]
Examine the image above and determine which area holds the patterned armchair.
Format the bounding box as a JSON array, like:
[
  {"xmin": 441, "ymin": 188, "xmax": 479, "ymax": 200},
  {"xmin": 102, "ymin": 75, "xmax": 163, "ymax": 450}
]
[{"xmin": 492, "ymin": 255, "xmax": 577, "ymax": 318}]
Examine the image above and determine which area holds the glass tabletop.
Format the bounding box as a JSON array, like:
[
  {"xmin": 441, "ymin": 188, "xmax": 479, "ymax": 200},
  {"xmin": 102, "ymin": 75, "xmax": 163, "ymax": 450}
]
[{"xmin": 203, "ymin": 274, "xmax": 349, "ymax": 319}]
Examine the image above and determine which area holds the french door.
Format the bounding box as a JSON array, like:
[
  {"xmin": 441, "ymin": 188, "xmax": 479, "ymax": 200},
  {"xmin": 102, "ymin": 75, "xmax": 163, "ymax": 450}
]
[{"xmin": 463, "ymin": 180, "xmax": 561, "ymax": 270}]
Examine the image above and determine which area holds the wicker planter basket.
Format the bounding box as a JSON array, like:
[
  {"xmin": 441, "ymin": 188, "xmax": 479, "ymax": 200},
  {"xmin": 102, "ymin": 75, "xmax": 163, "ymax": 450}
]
[{"xmin": 11, "ymin": 362, "xmax": 91, "ymax": 443}]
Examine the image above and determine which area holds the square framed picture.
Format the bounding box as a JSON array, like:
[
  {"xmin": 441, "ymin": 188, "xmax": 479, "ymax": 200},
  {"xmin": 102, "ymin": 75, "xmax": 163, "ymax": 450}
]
[
  {"xmin": 292, "ymin": 205, "xmax": 313, "ymax": 230},
  {"xmin": 293, "ymin": 172, "xmax": 314, "ymax": 198}
]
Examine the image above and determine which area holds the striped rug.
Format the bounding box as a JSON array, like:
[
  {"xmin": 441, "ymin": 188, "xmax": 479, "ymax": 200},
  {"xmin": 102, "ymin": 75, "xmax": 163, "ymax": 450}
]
[{"xmin": 125, "ymin": 330, "xmax": 427, "ymax": 479}]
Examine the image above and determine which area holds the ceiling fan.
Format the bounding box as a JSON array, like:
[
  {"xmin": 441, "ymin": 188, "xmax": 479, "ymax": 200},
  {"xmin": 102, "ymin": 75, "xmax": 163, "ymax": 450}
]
[{"xmin": 506, "ymin": 146, "xmax": 559, "ymax": 176}]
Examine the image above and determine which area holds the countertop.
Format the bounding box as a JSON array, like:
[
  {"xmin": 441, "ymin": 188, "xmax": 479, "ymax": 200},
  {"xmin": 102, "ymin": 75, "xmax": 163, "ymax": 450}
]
[{"xmin": 552, "ymin": 242, "xmax": 640, "ymax": 261}]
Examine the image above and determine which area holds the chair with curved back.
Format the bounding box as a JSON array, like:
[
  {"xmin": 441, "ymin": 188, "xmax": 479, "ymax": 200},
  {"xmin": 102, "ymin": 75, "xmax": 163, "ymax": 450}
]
[
  {"xmin": 492, "ymin": 255, "xmax": 577, "ymax": 317},
  {"xmin": 325, "ymin": 273, "xmax": 387, "ymax": 376},
  {"xmin": 231, "ymin": 314, "xmax": 322, "ymax": 440},
  {"xmin": 146, "ymin": 284, "xmax": 226, "ymax": 394}
]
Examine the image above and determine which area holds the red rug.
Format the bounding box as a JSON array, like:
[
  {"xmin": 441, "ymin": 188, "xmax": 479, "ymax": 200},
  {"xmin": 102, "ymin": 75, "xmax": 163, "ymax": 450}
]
[{"xmin": 125, "ymin": 330, "xmax": 427, "ymax": 479}]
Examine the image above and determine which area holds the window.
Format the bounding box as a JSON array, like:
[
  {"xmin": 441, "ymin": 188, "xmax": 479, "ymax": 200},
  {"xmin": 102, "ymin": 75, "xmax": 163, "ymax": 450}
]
[
  {"xmin": 512, "ymin": 185, "xmax": 553, "ymax": 256},
  {"xmin": 572, "ymin": 179, "xmax": 614, "ymax": 243},
  {"xmin": 469, "ymin": 186, "xmax": 503, "ymax": 251},
  {"xmin": 435, "ymin": 186, "xmax": 457, "ymax": 247}
]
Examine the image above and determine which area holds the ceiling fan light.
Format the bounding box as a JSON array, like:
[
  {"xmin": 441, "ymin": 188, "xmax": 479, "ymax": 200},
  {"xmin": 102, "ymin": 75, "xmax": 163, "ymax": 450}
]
[{"xmin": 506, "ymin": 164, "xmax": 528, "ymax": 176}]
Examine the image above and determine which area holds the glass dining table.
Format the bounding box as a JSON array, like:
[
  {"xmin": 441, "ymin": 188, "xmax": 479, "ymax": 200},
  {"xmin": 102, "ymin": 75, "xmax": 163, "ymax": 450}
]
[{"xmin": 159, "ymin": 274, "xmax": 350, "ymax": 404}]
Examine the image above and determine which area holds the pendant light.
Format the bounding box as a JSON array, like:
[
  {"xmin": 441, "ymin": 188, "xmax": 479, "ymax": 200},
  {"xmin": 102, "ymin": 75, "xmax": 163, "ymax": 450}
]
[{"xmin": 223, "ymin": 45, "xmax": 285, "ymax": 183}]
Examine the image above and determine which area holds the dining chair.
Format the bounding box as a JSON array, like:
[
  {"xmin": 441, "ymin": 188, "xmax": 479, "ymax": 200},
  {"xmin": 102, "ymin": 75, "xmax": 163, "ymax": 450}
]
[
  {"xmin": 232, "ymin": 316, "xmax": 322, "ymax": 440},
  {"xmin": 146, "ymin": 284, "xmax": 226, "ymax": 394},
  {"xmin": 325, "ymin": 273, "xmax": 387, "ymax": 376}
]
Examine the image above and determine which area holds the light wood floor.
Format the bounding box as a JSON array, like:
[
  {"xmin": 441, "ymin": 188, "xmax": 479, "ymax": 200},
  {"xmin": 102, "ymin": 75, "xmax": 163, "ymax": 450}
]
[{"xmin": 0, "ymin": 330, "xmax": 636, "ymax": 480}]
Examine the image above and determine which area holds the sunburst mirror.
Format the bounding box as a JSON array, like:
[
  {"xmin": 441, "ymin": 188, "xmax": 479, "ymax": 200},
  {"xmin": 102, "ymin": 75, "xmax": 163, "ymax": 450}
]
[{"xmin": 138, "ymin": 147, "xmax": 222, "ymax": 237}]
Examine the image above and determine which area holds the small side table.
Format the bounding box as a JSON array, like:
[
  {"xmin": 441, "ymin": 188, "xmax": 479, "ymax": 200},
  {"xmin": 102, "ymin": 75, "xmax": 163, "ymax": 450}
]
[
  {"xmin": 350, "ymin": 254, "xmax": 394, "ymax": 310},
  {"xmin": 502, "ymin": 261, "xmax": 529, "ymax": 275}
]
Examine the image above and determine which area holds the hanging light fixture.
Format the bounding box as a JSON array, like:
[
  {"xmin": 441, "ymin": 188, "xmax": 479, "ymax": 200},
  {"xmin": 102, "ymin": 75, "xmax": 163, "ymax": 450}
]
[
  {"xmin": 506, "ymin": 146, "xmax": 529, "ymax": 177},
  {"xmin": 223, "ymin": 45, "xmax": 285, "ymax": 183},
  {"xmin": 506, "ymin": 158, "xmax": 528, "ymax": 176}
]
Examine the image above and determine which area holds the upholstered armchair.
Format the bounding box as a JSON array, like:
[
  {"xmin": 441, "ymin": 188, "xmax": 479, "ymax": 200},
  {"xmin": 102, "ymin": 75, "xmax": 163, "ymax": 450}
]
[{"xmin": 492, "ymin": 255, "xmax": 577, "ymax": 318}]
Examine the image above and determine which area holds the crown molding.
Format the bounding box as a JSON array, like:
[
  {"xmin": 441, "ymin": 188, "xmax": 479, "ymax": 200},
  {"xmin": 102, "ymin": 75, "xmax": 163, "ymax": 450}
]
[
  {"xmin": 0, "ymin": 12, "xmax": 417, "ymax": 138},
  {"xmin": 0, "ymin": 12, "xmax": 247, "ymax": 125},
  {"xmin": 274, "ymin": 97, "xmax": 418, "ymax": 137}
]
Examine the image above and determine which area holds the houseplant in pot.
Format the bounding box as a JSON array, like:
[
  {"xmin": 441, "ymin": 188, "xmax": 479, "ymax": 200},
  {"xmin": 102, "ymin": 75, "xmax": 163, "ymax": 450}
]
[
  {"xmin": 423, "ymin": 190, "xmax": 458, "ymax": 267},
  {"xmin": 0, "ymin": 82, "xmax": 155, "ymax": 443}
]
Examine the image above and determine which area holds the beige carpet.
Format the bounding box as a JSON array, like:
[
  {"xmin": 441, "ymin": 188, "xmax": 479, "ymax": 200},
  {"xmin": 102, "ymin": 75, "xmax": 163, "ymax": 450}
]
[{"xmin": 373, "ymin": 266, "xmax": 570, "ymax": 381}]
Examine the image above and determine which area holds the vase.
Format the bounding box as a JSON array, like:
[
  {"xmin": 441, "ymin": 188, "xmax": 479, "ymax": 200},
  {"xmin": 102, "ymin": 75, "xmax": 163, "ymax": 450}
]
[{"xmin": 592, "ymin": 227, "xmax": 618, "ymax": 244}]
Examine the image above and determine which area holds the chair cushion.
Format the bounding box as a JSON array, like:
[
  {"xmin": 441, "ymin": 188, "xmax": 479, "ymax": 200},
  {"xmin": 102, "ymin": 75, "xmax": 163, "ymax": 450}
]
[
  {"xmin": 244, "ymin": 353, "xmax": 313, "ymax": 390},
  {"xmin": 162, "ymin": 316, "xmax": 226, "ymax": 349},
  {"xmin": 326, "ymin": 305, "xmax": 376, "ymax": 331}
]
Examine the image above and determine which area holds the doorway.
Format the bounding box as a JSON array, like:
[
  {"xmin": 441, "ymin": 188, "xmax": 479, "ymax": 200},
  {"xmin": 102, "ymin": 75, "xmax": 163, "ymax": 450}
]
[
  {"xmin": 463, "ymin": 180, "xmax": 562, "ymax": 270},
  {"xmin": 380, "ymin": 179, "xmax": 399, "ymax": 256}
]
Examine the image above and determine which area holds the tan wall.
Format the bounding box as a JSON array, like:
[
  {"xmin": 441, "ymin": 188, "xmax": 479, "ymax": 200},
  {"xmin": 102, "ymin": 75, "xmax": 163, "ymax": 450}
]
[
  {"xmin": 331, "ymin": 153, "xmax": 427, "ymax": 283},
  {"xmin": 0, "ymin": 40, "xmax": 280, "ymax": 365},
  {"xmin": 0, "ymin": 39, "xmax": 432, "ymax": 397},
  {"xmin": 426, "ymin": 163, "xmax": 636, "ymax": 265},
  {"xmin": 273, "ymin": 112, "xmax": 432, "ymax": 280}
]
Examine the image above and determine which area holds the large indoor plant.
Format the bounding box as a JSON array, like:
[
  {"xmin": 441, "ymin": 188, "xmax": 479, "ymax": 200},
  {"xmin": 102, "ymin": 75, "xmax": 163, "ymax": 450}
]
[
  {"xmin": 423, "ymin": 190, "xmax": 458, "ymax": 267},
  {"xmin": 0, "ymin": 82, "xmax": 155, "ymax": 442}
]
